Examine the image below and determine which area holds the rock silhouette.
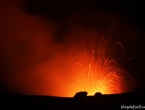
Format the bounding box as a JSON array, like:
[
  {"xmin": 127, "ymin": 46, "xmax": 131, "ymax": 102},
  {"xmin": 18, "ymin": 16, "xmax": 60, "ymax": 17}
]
[
  {"xmin": 94, "ymin": 92, "xmax": 102, "ymax": 97},
  {"xmin": 74, "ymin": 91, "xmax": 88, "ymax": 98}
]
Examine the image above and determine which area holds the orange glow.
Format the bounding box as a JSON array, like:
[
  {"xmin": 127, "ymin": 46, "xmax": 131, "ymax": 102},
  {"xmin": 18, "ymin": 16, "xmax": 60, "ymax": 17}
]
[{"xmin": 61, "ymin": 32, "xmax": 135, "ymax": 97}]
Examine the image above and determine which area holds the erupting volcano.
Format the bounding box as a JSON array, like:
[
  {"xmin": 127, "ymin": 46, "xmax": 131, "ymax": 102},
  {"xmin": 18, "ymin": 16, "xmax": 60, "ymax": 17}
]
[
  {"xmin": 1, "ymin": 0, "xmax": 142, "ymax": 99},
  {"xmin": 59, "ymin": 28, "xmax": 135, "ymax": 97},
  {"xmin": 1, "ymin": 0, "xmax": 145, "ymax": 109}
]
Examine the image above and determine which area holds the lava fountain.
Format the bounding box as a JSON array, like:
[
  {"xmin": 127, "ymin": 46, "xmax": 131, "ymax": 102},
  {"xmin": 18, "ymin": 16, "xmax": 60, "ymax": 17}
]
[{"xmin": 62, "ymin": 28, "xmax": 135, "ymax": 97}]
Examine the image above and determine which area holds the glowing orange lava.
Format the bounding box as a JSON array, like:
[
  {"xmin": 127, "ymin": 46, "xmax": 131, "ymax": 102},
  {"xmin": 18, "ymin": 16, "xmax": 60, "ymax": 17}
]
[{"xmin": 62, "ymin": 32, "xmax": 135, "ymax": 97}]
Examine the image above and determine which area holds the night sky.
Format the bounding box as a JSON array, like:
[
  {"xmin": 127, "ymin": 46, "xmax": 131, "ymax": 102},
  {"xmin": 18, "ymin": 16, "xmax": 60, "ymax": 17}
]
[{"xmin": 0, "ymin": 0, "xmax": 145, "ymax": 95}]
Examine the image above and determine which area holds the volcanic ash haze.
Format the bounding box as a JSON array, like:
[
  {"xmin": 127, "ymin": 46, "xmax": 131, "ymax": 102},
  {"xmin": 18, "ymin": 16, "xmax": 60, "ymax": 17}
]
[
  {"xmin": 0, "ymin": 0, "xmax": 142, "ymax": 96},
  {"xmin": 0, "ymin": 0, "xmax": 68, "ymax": 96}
]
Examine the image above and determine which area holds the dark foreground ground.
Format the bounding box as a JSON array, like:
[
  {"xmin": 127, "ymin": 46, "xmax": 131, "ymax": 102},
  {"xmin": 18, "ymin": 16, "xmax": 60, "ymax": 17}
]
[{"xmin": 1, "ymin": 88, "xmax": 145, "ymax": 110}]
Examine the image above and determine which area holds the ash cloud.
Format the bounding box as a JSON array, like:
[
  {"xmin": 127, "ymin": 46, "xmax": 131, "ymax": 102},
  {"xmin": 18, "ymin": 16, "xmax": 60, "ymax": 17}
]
[{"xmin": 0, "ymin": 0, "xmax": 68, "ymax": 95}]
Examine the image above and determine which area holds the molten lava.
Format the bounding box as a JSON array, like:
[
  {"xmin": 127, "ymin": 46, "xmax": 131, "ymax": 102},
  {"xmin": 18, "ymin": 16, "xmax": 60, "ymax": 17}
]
[{"xmin": 62, "ymin": 32, "xmax": 135, "ymax": 97}]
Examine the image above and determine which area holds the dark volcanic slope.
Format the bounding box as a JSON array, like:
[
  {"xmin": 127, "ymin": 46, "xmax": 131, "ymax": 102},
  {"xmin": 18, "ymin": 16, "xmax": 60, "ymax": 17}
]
[{"xmin": 1, "ymin": 88, "xmax": 145, "ymax": 110}]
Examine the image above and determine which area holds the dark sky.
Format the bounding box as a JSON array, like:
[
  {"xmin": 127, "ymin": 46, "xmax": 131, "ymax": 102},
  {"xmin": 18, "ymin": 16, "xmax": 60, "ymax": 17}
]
[
  {"xmin": 24, "ymin": 0, "xmax": 145, "ymax": 30},
  {"xmin": 0, "ymin": 0, "xmax": 145, "ymax": 95}
]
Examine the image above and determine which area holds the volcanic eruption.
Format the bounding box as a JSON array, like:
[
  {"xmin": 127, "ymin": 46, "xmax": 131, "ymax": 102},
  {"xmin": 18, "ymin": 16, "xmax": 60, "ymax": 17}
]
[
  {"xmin": 0, "ymin": 0, "xmax": 144, "ymax": 98},
  {"xmin": 60, "ymin": 27, "xmax": 135, "ymax": 97}
]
